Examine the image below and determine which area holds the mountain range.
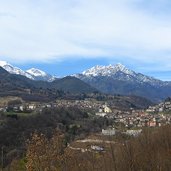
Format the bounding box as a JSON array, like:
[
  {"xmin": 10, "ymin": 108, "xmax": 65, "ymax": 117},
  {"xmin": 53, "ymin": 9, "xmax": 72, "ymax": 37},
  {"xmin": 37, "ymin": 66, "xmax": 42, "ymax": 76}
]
[
  {"xmin": 0, "ymin": 60, "xmax": 171, "ymax": 102},
  {"xmin": 0, "ymin": 66, "xmax": 97, "ymax": 102},
  {"xmin": 0, "ymin": 66, "xmax": 153, "ymax": 109},
  {"xmin": 75, "ymin": 63, "xmax": 171, "ymax": 102},
  {"xmin": 0, "ymin": 61, "xmax": 56, "ymax": 82}
]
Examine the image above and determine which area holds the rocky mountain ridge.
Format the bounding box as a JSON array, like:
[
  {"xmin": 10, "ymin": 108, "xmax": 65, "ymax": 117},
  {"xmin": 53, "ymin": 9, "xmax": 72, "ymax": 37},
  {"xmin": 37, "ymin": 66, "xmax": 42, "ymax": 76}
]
[{"xmin": 0, "ymin": 61, "xmax": 56, "ymax": 82}]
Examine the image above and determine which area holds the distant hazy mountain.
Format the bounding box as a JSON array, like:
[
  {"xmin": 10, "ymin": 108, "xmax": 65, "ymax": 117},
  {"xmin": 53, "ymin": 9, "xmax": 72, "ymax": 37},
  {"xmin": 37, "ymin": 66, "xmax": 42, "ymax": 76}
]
[
  {"xmin": 0, "ymin": 61, "xmax": 56, "ymax": 82},
  {"xmin": 0, "ymin": 61, "xmax": 34, "ymax": 79},
  {"xmin": 26, "ymin": 68, "xmax": 56, "ymax": 82},
  {"xmin": 75, "ymin": 63, "xmax": 171, "ymax": 102}
]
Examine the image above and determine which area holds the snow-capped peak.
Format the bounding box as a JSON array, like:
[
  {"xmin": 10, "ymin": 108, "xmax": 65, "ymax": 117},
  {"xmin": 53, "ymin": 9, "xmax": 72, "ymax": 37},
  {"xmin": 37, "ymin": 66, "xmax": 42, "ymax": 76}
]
[
  {"xmin": 26, "ymin": 68, "xmax": 57, "ymax": 82},
  {"xmin": 82, "ymin": 63, "xmax": 134, "ymax": 77},
  {"xmin": 0, "ymin": 61, "xmax": 10, "ymax": 67},
  {"xmin": 0, "ymin": 60, "xmax": 57, "ymax": 82},
  {"xmin": 115, "ymin": 63, "xmax": 126, "ymax": 71},
  {"xmin": 76, "ymin": 63, "xmax": 163, "ymax": 86},
  {"xmin": 26, "ymin": 68, "xmax": 47, "ymax": 77},
  {"xmin": 0, "ymin": 60, "xmax": 34, "ymax": 79}
]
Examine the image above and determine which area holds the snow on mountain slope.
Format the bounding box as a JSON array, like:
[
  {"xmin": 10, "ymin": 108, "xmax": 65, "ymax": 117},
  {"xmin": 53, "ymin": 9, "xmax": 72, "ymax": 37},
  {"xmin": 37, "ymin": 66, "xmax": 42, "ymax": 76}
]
[
  {"xmin": 26, "ymin": 68, "xmax": 56, "ymax": 82},
  {"xmin": 0, "ymin": 61, "xmax": 34, "ymax": 79},
  {"xmin": 78, "ymin": 63, "xmax": 163, "ymax": 86},
  {"xmin": 27, "ymin": 68, "xmax": 48, "ymax": 77},
  {"xmin": 74, "ymin": 63, "xmax": 171, "ymax": 102},
  {"xmin": 0, "ymin": 61, "xmax": 56, "ymax": 82},
  {"xmin": 82, "ymin": 63, "xmax": 134, "ymax": 76}
]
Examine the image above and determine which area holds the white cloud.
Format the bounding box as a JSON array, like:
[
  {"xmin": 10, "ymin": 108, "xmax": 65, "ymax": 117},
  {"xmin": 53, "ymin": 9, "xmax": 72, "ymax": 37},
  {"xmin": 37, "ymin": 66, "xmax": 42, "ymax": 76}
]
[{"xmin": 0, "ymin": 0, "xmax": 171, "ymax": 68}]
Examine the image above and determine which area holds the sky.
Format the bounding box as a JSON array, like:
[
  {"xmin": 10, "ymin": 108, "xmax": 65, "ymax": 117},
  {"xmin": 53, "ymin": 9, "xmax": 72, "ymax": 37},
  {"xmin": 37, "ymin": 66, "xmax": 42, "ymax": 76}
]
[{"xmin": 0, "ymin": 0, "xmax": 171, "ymax": 80}]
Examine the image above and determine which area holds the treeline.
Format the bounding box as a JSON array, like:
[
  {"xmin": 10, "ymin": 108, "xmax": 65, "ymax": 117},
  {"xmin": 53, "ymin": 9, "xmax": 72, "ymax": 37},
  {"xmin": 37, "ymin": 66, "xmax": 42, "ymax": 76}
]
[
  {"xmin": 0, "ymin": 107, "xmax": 109, "ymax": 168},
  {"xmin": 5, "ymin": 125, "xmax": 171, "ymax": 171},
  {"xmin": 72, "ymin": 125, "xmax": 171, "ymax": 171}
]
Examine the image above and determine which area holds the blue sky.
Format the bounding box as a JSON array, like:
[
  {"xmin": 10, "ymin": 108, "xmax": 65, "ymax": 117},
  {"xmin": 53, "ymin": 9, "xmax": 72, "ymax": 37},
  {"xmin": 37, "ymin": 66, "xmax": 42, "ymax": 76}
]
[{"xmin": 0, "ymin": 0, "xmax": 171, "ymax": 80}]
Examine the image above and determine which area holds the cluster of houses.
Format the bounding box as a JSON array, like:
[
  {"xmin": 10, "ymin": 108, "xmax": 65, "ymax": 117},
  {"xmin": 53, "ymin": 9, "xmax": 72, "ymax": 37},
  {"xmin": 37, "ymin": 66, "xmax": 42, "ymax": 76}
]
[
  {"xmin": 1, "ymin": 103, "xmax": 55, "ymax": 113},
  {"xmin": 102, "ymin": 127, "xmax": 116, "ymax": 136},
  {"xmin": 96, "ymin": 104, "xmax": 113, "ymax": 117},
  {"xmin": 0, "ymin": 98, "xmax": 113, "ymax": 115},
  {"xmin": 0, "ymin": 99, "xmax": 114, "ymax": 114},
  {"xmin": 55, "ymin": 99, "xmax": 105, "ymax": 111},
  {"xmin": 113, "ymin": 112, "xmax": 163, "ymax": 128},
  {"xmin": 4, "ymin": 98, "xmax": 171, "ymax": 129},
  {"xmin": 96, "ymin": 104, "xmax": 171, "ymax": 128},
  {"xmin": 147, "ymin": 100, "xmax": 171, "ymax": 113},
  {"xmin": 1, "ymin": 98, "xmax": 171, "ymax": 130},
  {"xmin": 102, "ymin": 127, "xmax": 142, "ymax": 137}
]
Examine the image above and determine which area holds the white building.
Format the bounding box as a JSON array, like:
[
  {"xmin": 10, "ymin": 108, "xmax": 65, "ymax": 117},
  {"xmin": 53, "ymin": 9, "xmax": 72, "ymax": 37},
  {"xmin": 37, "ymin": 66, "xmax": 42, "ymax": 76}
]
[
  {"xmin": 96, "ymin": 112, "xmax": 107, "ymax": 117},
  {"xmin": 102, "ymin": 128, "xmax": 116, "ymax": 136},
  {"xmin": 104, "ymin": 106, "xmax": 112, "ymax": 113},
  {"xmin": 125, "ymin": 129, "xmax": 142, "ymax": 136},
  {"xmin": 28, "ymin": 104, "xmax": 36, "ymax": 110}
]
